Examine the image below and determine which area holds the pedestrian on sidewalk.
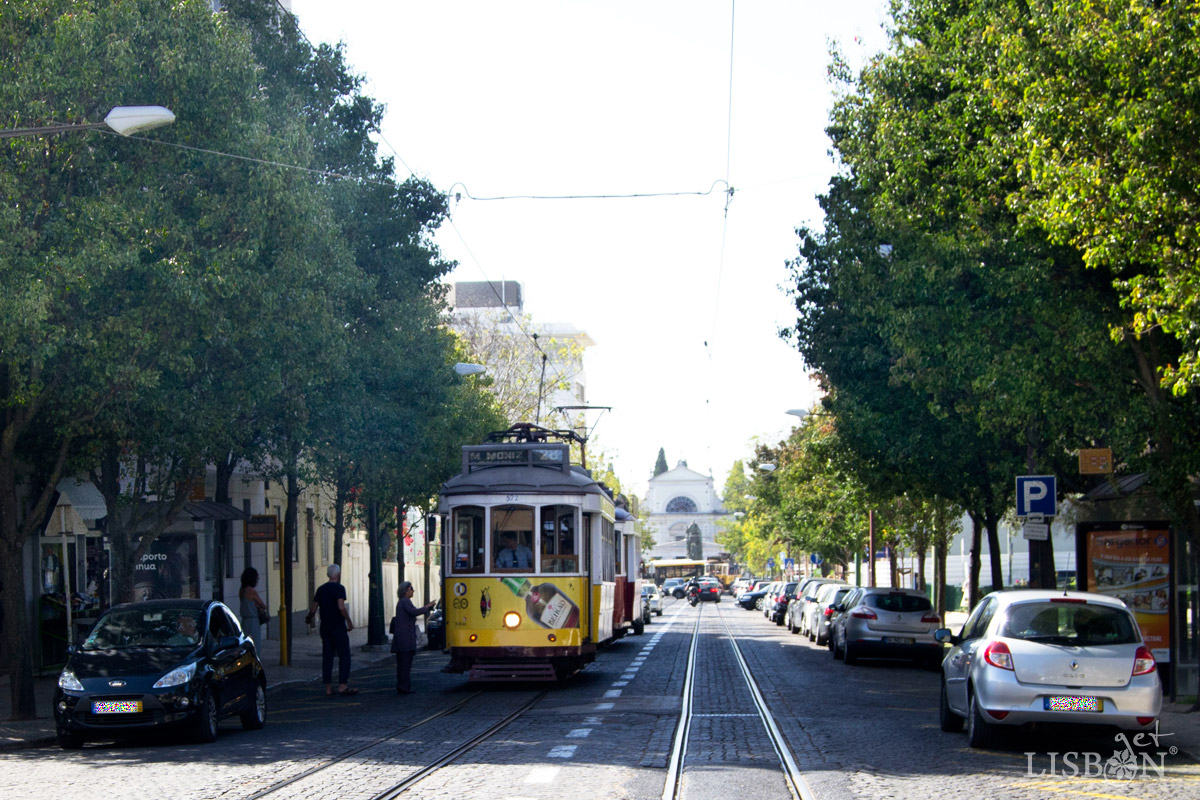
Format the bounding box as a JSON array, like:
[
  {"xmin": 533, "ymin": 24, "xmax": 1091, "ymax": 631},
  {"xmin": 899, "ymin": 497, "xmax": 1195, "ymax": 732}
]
[
  {"xmin": 238, "ymin": 567, "xmax": 269, "ymax": 654},
  {"xmin": 391, "ymin": 581, "xmax": 434, "ymax": 694},
  {"xmin": 307, "ymin": 563, "xmax": 357, "ymax": 696}
]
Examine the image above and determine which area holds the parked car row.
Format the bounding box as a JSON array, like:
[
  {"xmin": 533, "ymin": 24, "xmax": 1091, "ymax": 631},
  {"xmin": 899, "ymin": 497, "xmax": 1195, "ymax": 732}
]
[{"xmin": 745, "ymin": 581, "xmax": 1165, "ymax": 748}]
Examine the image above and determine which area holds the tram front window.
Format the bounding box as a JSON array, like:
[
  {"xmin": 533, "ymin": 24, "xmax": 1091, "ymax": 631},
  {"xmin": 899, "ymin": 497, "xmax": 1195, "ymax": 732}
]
[
  {"xmin": 492, "ymin": 506, "xmax": 534, "ymax": 571},
  {"xmin": 540, "ymin": 505, "xmax": 578, "ymax": 573},
  {"xmin": 452, "ymin": 506, "xmax": 485, "ymax": 573}
]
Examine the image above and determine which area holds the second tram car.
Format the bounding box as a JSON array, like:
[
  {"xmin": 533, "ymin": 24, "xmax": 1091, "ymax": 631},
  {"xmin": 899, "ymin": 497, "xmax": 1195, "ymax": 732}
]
[{"xmin": 438, "ymin": 425, "xmax": 642, "ymax": 681}]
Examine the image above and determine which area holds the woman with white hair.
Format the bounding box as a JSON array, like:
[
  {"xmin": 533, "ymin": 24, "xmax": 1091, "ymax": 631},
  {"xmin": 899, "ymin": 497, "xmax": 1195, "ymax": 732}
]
[{"xmin": 390, "ymin": 581, "xmax": 434, "ymax": 694}]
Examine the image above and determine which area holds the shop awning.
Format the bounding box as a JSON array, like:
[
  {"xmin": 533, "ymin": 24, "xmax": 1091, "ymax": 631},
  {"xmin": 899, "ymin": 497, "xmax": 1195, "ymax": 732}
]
[
  {"xmin": 182, "ymin": 501, "xmax": 249, "ymax": 521},
  {"xmin": 55, "ymin": 478, "xmax": 107, "ymax": 520}
]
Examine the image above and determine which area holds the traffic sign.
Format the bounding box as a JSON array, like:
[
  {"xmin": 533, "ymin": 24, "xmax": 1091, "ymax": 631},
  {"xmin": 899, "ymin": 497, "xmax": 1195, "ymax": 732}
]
[
  {"xmin": 810, "ymin": 553, "xmax": 823, "ymax": 565},
  {"xmin": 784, "ymin": 558, "xmax": 795, "ymax": 570},
  {"xmin": 766, "ymin": 558, "xmax": 775, "ymax": 569},
  {"xmin": 1016, "ymin": 475, "xmax": 1057, "ymax": 517},
  {"xmin": 1022, "ymin": 517, "xmax": 1050, "ymax": 540}
]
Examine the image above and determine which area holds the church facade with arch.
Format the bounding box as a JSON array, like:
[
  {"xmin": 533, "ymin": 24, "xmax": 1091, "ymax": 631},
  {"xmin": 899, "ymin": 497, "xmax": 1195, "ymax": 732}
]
[{"xmin": 643, "ymin": 461, "xmax": 729, "ymax": 563}]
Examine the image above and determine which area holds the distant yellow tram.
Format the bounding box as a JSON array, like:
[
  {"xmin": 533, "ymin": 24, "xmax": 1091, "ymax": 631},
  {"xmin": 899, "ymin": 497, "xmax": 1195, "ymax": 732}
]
[{"xmin": 438, "ymin": 424, "xmax": 642, "ymax": 681}]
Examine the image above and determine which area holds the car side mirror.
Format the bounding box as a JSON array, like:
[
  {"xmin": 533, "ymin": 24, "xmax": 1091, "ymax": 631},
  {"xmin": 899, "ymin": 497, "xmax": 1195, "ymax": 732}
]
[
  {"xmin": 66, "ymin": 644, "xmax": 76, "ymax": 656},
  {"xmin": 217, "ymin": 635, "xmax": 240, "ymax": 651},
  {"xmin": 933, "ymin": 628, "xmax": 958, "ymax": 645}
]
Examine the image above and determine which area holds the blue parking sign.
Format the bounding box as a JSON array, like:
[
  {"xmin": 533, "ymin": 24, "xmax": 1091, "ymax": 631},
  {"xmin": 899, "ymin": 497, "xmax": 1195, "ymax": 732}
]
[{"xmin": 1016, "ymin": 475, "xmax": 1056, "ymax": 517}]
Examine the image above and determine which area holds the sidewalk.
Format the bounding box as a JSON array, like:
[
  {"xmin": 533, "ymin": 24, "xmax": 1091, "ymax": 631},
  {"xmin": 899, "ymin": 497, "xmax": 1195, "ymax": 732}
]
[{"xmin": 0, "ymin": 623, "xmax": 403, "ymax": 751}]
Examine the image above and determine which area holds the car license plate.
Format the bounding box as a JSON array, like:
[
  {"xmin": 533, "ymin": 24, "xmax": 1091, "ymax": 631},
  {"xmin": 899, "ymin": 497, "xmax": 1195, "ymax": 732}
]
[
  {"xmin": 93, "ymin": 700, "xmax": 142, "ymax": 714},
  {"xmin": 1045, "ymin": 696, "xmax": 1102, "ymax": 713},
  {"xmin": 883, "ymin": 636, "xmax": 914, "ymax": 645}
]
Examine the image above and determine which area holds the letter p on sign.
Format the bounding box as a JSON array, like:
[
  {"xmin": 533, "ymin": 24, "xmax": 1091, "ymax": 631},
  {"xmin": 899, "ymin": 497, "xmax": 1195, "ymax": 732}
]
[{"xmin": 1016, "ymin": 475, "xmax": 1057, "ymax": 517}]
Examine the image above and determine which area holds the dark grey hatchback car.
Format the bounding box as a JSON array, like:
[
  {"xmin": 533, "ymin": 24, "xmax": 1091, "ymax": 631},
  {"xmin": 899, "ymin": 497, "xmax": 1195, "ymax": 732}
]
[{"xmin": 53, "ymin": 599, "xmax": 266, "ymax": 748}]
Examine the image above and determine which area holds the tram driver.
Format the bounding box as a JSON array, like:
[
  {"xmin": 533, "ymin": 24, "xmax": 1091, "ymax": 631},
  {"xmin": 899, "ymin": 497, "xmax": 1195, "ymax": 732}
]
[{"xmin": 495, "ymin": 532, "xmax": 534, "ymax": 569}]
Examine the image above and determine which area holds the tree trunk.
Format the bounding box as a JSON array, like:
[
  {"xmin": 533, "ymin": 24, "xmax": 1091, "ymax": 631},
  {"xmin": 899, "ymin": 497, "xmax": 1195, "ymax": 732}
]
[
  {"xmin": 367, "ymin": 500, "xmax": 385, "ymax": 646},
  {"xmin": 282, "ymin": 461, "xmax": 301, "ymax": 665},
  {"xmin": 212, "ymin": 456, "xmax": 237, "ymax": 602},
  {"xmin": 967, "ymin": 512, "xmax": 982, "ymax": 610},
  {"xmin": 0, "ymin": 509, "xmax": 36, "ymax": 721},
  {"xmin": 986, "ymin": 513, "xmax": 1004, "ymax": 593}
]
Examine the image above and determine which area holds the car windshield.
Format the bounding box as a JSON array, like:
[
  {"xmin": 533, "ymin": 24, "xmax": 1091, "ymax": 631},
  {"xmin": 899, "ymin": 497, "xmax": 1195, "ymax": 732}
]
[
  {"xmin": 82, "ymin": 607, "xmax": 206, "ymax": 650},
  {"xmin": 999, "ymin": 602, "xmax": 1139, "ymax": 646},
  {"xmin": 864, "ymin": 592, "xmax": 932, "ymax": 613}
]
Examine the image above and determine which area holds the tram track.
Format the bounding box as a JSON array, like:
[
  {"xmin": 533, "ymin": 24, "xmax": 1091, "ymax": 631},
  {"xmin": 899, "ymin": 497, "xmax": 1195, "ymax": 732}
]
[
  {"xmin": 663, "ymin": 600, "xmax": 817, "ymax": 800},
  {"xmin": 236, "ymin": 690, "xmax": 546, "ymax": 800}
]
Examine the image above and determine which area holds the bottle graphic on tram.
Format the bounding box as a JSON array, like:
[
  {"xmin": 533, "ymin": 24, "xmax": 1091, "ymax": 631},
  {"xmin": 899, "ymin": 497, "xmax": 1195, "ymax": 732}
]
[{"xmin": 500, "ymin": 577, "xmax": 580, "ymax": 629}]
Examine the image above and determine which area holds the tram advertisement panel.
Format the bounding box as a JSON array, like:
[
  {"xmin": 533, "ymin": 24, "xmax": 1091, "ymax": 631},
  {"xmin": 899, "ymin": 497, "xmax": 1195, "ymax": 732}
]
[
  {"xmin": 445, "ymin": 576, "xmax": 585, "ymax": 647},
  {"xmin": 1084, "ymin": 527, "xmax": 1171, "ymax": 662}
]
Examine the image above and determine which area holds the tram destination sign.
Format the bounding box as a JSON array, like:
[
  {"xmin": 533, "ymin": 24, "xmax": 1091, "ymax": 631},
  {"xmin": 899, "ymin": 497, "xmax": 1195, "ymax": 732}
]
[{"xmin": 466, "ymin": 444, "xmax": 569, "ymax": 472}]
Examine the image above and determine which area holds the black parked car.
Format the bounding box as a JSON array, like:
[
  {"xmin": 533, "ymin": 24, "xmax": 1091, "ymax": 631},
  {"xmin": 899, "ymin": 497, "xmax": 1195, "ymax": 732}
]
[
  {"xmin": 426, "ymin": 602, "xmax": 446, "ymax": 650},
  {"xmin": 738, "ymin": 582, "xmax": 775, "ymax": 610},
  {"xmin": 53, "ymin": 599, "xmax": 266, "ymax": 749}
]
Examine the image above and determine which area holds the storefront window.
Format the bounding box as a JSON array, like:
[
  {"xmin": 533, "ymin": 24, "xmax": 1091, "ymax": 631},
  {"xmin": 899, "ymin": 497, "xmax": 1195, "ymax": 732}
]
[
  {"xmin": 133, "ymin": 534, "xmax": 199, "ymax": 601},
  {"xmin": 540, "ymin": 505, "xmax": 579, "ymax": 573},
  {"xmin": 451, "ymin": 506, "xmax": 485, "ymax": 573}
]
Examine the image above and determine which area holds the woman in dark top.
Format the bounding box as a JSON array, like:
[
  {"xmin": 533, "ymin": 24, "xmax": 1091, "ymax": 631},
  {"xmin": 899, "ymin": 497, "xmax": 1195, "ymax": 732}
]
[{"xmin": 390, "ymin": 581, "xmax": 434, "ymax": 693}]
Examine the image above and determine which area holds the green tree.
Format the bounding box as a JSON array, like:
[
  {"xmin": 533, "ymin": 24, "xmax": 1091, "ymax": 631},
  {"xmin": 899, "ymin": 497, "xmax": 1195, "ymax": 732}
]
[
  {"xmin": 654, "ymin": 448, "xmax": 669, "ymax": 477},
  {"xmin": 0, "ymin": 0, "xmax": 344, "ymax": 720}
]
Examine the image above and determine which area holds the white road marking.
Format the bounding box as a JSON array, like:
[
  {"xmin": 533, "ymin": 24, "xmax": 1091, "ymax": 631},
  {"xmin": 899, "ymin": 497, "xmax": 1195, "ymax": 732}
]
[
  {"xmin": 548, "ymin": 745, "xmax": 578, "ymax": 758},
  {"xmin": 525, "ymin": 767, "xmax": 560, "ymax": 783}
]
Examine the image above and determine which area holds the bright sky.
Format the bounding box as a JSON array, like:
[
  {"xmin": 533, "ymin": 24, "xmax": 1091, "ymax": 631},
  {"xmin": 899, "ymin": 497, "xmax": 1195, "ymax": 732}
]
[{"xmin": 290, "ymin": 1, "xmax": 891, "ymax": 497}]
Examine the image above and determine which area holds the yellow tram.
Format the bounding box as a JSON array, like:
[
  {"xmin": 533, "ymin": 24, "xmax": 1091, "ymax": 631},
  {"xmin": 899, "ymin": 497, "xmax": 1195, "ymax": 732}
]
[{"xmin": 438, "ymin": 424, "xmax": 642, "ymax": 681}]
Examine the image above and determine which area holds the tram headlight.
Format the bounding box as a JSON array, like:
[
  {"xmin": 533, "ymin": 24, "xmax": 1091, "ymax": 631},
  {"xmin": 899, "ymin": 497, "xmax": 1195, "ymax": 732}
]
[{"xmin": 503, "ymin": 611, "xmax": 522, "ymax": 629}]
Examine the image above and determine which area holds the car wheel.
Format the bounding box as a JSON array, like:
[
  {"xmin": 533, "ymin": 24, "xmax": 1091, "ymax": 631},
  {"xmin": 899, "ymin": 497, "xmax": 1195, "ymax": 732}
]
[
  {"xmin": 808, "ymin": 629, "xmax": 817, "ymax": 642},
  {"xmin": 56, "ymin": 728, "xmax": 84, "ymax": 750},
  {"xmin": 241, "ymin": 682, "xmax": 266, "ymax": 731},
  {"xmin": 939, "ymin": 679, "xmax": 964, "ymax": 733},
  {"xmin": 832, "ymin": 633, "xmax": 844, "ymax": 660},
  {"xmin": 193, "ymin": 688, "xmax": 219, "ymax": 743},
  {"xmin": 967, "ymin": 692, "xmax": 997, "ymax": 749},
  {"xmin": 815, "ymin": 631, "xmax": 826, "ymax": 646},
  {"xmin": 655, "ymin": 610, "xmax": 663, "ymax": 616},
  {"xmin": 755, "ymin": 598, "xmax": 764, "ymax": 611},
  {"xmin": 843, "ymin": 642, "xmax": 858, "ymax": 665}
]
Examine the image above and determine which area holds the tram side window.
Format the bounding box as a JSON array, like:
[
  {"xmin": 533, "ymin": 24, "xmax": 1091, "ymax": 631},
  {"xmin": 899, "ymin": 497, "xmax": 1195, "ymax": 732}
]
[
  {"xmin": 599, "ymin": 518, "xmax": 616, "ymax": 582},
  {"xmin": 540, "ymin": 505, "xmax": 578, "ymax": 573},
  {"xmin": 492, "ymin": 505, "xmax": 535, "ymax": 570},
  {"xmin": 452, "ymin": 507, "xmax": 485, "ymax": 573}
]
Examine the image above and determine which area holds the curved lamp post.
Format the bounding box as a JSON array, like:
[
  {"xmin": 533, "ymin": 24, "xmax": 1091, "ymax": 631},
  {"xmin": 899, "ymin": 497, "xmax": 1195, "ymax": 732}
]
[
  {"xmin": 453, "ymin": 362, "xmax": 487, "ymax": 376},
  {"xmin": 0, "ymin": 105, "xmax": 175, "ymax": 139}
]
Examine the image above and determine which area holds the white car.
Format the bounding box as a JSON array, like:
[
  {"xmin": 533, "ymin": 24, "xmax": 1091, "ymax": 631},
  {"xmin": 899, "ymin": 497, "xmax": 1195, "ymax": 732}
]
[
  {"xmin": 936, "ymin": 590, "xmax": 1161, "ymax": 748},
  {"xmin": 641, "ymin": 584, "xmax": 663, "ymax": 616}
]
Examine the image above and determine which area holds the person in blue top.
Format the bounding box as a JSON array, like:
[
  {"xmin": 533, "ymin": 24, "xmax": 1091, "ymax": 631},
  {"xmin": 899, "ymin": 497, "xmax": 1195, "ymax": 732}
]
[
  {"xmin": 495, "ymin": 532, "xmax": 533, "ymax": 569},
  {"xmin": 306, "ymin": 563, "xmax": 357, "ymax": 696}
]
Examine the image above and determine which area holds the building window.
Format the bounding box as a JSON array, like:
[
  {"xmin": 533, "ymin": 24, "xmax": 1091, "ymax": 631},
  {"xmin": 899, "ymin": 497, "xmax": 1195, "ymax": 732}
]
[{"xmin": 666, "ymin": 496, "xmax": 698, "ymax": 513}]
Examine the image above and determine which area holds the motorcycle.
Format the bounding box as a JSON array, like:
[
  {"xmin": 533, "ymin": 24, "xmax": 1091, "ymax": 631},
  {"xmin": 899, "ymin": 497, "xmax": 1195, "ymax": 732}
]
[{"xmin": 687, "ymin": 586, "xmax": 700, "ymax": 606}]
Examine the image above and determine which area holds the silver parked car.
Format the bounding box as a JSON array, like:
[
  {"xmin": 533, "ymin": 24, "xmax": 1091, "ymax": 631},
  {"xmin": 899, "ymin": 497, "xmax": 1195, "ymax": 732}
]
[
  {"xmin": 936, "ymin": 590, "xmax": 1161, "ymax": 748},
  {"xmin": 831, "ymin": 587, "xmax": 944, "ymax": 668},
  {"xmin": 807, "ymin": 584, "xmax": 854, "ymax": 645},
  {"xmin": 788, "ymin": 578, "xmax": 846, "ymax": 637},
  {"xmin": 641, "ymin": 583, "xmax": 663, "ymax": 616}
]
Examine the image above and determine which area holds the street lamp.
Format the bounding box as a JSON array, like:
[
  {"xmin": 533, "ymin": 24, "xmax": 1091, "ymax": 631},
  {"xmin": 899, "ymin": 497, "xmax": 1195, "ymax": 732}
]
[
  {"xmin": 756, "ymin": 463, "xmax": 776, "ymax": 472},
  {"xmin": 0, "ymin": 105, "xmax": 175, "ymax": 139},
  {"xmin": 453, "ymin": 362, "xmax": 486, "ymax": 376}
]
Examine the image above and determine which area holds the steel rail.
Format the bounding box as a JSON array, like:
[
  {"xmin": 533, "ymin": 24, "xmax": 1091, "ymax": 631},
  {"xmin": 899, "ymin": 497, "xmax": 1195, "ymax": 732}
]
[
  {"xmin": 240, "ymin": 691, "xmax": 484, "ymax": 800},
  {"xmin": 717, "ymin": 604, "xmax": 818, "ymax": 800},
  {"xmin": 661, "ymin": 604, "xmax": 704, "ymax": 800},
  {"xmin": 370, "ymin": 691, "xmax": 549, "ymax": 800}
]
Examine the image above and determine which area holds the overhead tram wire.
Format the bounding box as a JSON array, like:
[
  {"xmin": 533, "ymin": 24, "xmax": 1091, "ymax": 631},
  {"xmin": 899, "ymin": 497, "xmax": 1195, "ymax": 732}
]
[{"xmin": 704, "ymin": 0, "xmax": 739, "ymax": 470}]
